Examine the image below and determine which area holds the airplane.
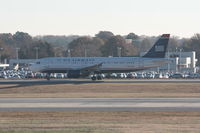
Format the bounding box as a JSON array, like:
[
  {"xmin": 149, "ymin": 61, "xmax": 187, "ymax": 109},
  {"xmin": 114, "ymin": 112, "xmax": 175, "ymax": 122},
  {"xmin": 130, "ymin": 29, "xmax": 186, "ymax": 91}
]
[{"xmin": 29, "ymin": 34, "xmax": 170, "ymax": 80}]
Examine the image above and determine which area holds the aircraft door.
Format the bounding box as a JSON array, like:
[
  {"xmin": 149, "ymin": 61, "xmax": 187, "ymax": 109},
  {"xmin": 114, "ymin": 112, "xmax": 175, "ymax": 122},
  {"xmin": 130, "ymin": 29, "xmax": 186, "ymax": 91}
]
[
  {"xmin": 138, "ymin": 58, "xmax": 144, "ymax": 68},
  {"xmin": 43, "ymin": 59, "xmax": 50, "ymax": 70}
]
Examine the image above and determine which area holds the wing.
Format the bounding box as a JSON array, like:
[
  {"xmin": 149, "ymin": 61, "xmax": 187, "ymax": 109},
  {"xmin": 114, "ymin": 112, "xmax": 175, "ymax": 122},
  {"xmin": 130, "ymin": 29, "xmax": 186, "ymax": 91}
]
[{"xmin": 80, "ymin": 62, "xmax": 103, "ymax": 72}]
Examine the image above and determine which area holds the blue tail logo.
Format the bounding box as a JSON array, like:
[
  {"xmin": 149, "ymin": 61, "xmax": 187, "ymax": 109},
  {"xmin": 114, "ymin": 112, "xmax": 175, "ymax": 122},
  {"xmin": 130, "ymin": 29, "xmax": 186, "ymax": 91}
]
[{"xmin": 143, "ymin": 34, "xmax": 170, "ymax": 58}]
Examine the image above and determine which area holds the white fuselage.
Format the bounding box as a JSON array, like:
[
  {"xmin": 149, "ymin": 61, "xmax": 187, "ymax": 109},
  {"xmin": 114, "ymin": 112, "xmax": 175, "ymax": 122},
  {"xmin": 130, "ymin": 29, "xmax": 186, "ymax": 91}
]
[{"xmin": 30, "ymin": 57, "xmax": 169, "ymax": 73}]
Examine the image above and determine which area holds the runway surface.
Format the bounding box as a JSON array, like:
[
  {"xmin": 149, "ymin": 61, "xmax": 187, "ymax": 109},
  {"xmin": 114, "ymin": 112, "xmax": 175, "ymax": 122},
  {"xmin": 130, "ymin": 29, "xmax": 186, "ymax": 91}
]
[
  {"xmin": 0, "ymin": 79, "xmax": 199, "ymax": 84},
  {"xmin": 1, "ymin": 98, "xmax": 200, "ymax": 112}
]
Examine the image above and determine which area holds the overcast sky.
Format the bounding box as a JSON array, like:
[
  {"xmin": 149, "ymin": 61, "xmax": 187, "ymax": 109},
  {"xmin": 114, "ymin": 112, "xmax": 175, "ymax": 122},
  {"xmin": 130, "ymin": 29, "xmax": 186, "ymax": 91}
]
[{"xmin": 0, "ymin": 0, "xmax": 199, "ymax": 37}]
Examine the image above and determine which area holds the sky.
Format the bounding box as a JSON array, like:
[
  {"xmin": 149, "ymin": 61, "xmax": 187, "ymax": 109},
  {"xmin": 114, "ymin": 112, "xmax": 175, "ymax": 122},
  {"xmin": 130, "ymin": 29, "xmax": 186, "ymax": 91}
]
[{"xmin": 0, "ymin": 0, "xmax": 200, "ymax": 37}]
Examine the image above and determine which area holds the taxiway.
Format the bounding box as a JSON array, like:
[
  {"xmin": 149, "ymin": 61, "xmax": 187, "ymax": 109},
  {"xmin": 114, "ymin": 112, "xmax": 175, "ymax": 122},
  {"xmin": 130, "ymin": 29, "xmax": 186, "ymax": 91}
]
[
  {"xmin": 0, "ymin": 98, "xmax": 200, "ymax": 112},
  {"xmin": 0, "ymin": 79, "xmax": 199, "ymax": 85}
]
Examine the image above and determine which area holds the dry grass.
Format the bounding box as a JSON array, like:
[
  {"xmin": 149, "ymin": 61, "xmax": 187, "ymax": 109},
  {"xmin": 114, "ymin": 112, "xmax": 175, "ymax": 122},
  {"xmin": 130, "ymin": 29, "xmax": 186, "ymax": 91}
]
[
  {"xmin": 0, "ymin": 82, "xmax": 200, "ymax": 98},
  {"xmin": 0, "ymin": 111, "xmax": 200, "ymax": 133},
  {"xmin": 1, "ymin": 82, "xmax": 200, "ymax": 133}
]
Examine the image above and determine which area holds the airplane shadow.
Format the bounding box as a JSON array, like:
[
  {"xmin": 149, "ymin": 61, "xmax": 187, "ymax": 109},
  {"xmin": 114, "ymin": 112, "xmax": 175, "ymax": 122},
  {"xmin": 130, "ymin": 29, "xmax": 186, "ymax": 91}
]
[{"xmin": 0, "ymin": 80, "xmax": 105, "ymax": 89}]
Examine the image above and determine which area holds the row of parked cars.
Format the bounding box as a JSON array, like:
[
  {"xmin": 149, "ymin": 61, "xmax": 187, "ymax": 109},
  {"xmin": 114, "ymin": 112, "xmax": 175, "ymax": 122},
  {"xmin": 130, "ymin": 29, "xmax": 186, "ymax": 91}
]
[
  {"xmin": 1, "ymin": 69, "xmax": 200, "ymax": 79},
  {"xmin": 100, "ymin": 72, "xmax": 200, "ymax": 79}
]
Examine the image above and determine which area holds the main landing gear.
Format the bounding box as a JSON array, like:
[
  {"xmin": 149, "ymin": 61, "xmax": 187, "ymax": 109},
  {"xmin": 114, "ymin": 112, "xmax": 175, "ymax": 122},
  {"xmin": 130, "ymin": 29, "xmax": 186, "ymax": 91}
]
[
  {"xmin": 46, "ymin": 73, "xmax": 51, "ymax": 81},
  {"xmin": 91, "ymin": 75, "xmax": 102, "ymax": 81}
]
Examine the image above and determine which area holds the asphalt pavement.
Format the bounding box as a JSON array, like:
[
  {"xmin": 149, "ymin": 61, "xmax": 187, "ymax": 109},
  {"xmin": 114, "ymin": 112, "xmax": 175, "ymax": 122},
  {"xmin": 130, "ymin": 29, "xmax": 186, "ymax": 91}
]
[
  {"xmin": 0, "ymin": 79, "xmax": 199, "ymax": 85},
  {"xmin": 0, "ymin": 98, "xmax": 200, "ymax": 112}
]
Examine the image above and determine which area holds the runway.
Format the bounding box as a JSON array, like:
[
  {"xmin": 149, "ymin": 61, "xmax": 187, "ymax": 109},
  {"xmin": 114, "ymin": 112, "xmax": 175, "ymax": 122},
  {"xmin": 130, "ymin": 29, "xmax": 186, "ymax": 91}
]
[
  {"xmin": 0, "ymin": 79, "xmax": 199, "ymax": 84},
  {"xmin": 1, "ymin": 98, "xmax": 200, "ymax": 112}
]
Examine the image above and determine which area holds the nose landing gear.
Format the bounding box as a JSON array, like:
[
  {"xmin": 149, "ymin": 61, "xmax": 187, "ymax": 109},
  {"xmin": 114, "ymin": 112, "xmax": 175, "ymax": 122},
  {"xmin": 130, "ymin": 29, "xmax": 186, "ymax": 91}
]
[
  {"xmin": 46, "ymin": 73, "xmax": 51, "ymax": 80},
  {"xmin": 91, "ymin": 75, "xmax": 102, "ymax": 81}
]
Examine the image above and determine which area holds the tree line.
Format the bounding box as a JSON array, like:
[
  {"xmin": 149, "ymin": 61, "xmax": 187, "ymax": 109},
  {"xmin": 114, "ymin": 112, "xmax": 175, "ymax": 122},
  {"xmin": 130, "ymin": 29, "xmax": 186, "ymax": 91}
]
[{"xmin": 0, "ymin": 31, "xmax": 200, "ymax": 65}]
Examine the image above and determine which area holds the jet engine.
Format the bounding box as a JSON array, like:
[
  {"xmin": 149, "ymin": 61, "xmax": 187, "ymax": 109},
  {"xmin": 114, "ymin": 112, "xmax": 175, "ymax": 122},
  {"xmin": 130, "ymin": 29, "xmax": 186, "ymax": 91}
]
[{"xmin": 67, "ymin": 70, "xmax": 90, "ymax": 78}]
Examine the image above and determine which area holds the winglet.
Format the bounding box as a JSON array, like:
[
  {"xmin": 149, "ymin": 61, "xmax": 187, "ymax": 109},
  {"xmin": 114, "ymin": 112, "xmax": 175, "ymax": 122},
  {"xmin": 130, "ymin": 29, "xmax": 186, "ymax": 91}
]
[{"xmin": 142, "ymin": 34, "xmax": 170, "ymax": 58}]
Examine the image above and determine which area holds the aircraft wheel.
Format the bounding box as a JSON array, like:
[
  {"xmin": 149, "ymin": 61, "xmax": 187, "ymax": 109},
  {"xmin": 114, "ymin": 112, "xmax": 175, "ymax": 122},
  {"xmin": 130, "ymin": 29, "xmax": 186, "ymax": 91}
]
[
  {"xmin": 97, "ymin": 75, "xmax": 102, "ymax": 80},
  {"xmin": 46, "ymin": 73, "xmax": 51, "ymax": 81},
  {"xmin": 91, "ymin": 76, "xmax": 97, "ymax": 81}
]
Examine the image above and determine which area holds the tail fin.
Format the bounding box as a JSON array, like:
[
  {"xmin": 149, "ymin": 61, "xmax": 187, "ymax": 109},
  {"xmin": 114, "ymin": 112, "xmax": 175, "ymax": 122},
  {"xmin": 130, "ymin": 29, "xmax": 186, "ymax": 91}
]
[{"xmin": 142, "ymin": 34, "xmax": 170, "ymax": 58}]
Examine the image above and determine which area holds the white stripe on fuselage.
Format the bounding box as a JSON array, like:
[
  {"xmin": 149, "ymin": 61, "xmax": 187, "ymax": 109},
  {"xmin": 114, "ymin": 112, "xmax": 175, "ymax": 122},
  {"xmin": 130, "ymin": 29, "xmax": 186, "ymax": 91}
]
[{"xmin": 30, "ymin": 57, "xmax": 169, "ymax": 73}]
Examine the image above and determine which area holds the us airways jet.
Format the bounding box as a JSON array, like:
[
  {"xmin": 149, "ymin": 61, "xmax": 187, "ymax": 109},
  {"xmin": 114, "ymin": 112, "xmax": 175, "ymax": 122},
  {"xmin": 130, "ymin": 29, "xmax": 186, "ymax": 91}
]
[{"xmin": 29, "ymin": 34, "xmax": 170, "ymax": 80}]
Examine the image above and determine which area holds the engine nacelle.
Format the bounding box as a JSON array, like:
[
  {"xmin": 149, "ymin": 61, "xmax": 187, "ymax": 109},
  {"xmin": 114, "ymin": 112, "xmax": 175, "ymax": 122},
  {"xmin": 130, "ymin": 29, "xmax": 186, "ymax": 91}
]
[
  {"xmin": 67, "ymin": 70, "xmax": 91, "ymax": 78},
  {"xmin": 67, "ymin": 70, "xmax": 81, "ymax": 78}
]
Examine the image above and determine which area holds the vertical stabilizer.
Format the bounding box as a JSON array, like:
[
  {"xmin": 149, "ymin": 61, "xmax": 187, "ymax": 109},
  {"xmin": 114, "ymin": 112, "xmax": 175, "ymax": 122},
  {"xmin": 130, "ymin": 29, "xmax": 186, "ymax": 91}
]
[{"xmin": 143, "ymin": 34, "xmax": 170, "ymax": 58}]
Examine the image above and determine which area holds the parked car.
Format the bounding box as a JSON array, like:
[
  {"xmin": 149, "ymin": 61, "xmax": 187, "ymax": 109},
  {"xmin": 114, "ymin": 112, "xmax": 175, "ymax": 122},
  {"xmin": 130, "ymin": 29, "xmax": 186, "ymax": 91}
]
[
  {"xmin": 35, "ymin": 73, "xmax": 44, "ymax": 79},
  {"xmin": 116, "ymin": 73, "xmax": 127, "ymax": 79},
  {"xmin": 154, "ymin": 73, "xmax": 163, "ymax": 79},
  {"xmin": 170, "ymin": 73, "xmax": 184, "ymax": 78},
  {"xmin": 110, "ymin": 73, "xmax": 117, "ymax": 78},
  {"xmin": 127, "ymin": 73, "xmax": 137, "ymax": 79},
  {"xmin": 188, "ymin": 73, "xmax": 199, "ymax": 79},
  {"xmin": 136, "ymin": 73, "xmax": 145, "ymax": 79},
  {"xmin": 162, "ymin": 73, "xmax": 169, "ymax": 79},
  {"xmin": 145, "ymin": 73, "xmax": 155, "ymax": 79},
  {"xmin": 55, "ymin": 73, "xmax": 64, "ymax": 79}
]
